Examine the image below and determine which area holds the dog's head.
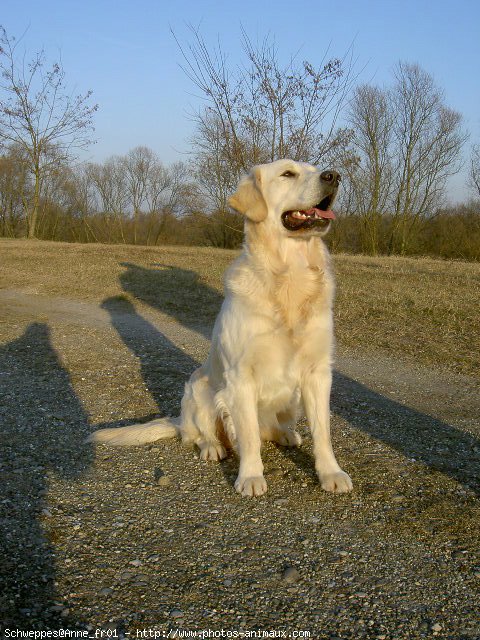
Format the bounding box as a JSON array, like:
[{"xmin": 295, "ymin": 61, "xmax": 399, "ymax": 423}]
[{"xmin": 228, "ymin": 159, "xmax": 340, "ymax": 237}]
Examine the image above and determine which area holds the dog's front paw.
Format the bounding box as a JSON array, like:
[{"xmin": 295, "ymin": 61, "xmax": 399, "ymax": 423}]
[
  {"xmin": 235, "ymin": 475, "xmax": 267, "ymax": 497},
  {"xmin": 319, "ymin": 470, "xmax": 353, "ymax": 493}
]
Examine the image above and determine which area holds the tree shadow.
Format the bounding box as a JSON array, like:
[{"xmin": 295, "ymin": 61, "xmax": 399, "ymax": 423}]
[
  {"xmin": 109, "ymin": 261, "xmax": 479, "ymax": 496},
  {"xmin": 331, "ymin": 372, "xmax": 479, "ymax": 495},
  {"xmin": 0, "ymin": 323, "xmax": 93, "ymax": 630},
  {"xmin": 119, "ymin": 261, "xmax": 223, "ymax": 340}
]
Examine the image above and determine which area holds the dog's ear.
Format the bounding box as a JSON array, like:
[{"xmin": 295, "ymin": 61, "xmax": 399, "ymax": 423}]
[{"xmin": 228, "ymin": 167, "xmax": 268, "ymax": 222}]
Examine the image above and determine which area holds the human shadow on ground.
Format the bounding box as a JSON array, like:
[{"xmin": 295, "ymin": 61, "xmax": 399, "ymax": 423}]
[
  {"xmin": 0, "ymin": 323, "xmax": 93, "ymax": 630},
  {"xmin": 107, "ymin": 261, "xmax": 479, "ymax": 496},
  {"xmin": 99, "ymin": 296, "xmax": 240, "ymax": 489},
  {"xmin": 100, "ymin": 296, "xmax": 199, "ymax": 419}
]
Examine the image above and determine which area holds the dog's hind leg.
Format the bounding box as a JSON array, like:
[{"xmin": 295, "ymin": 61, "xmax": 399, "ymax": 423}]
[
  {"xmin": 276, "ymin": 408, "xmax": 302, "ymax": 446},
  {"xmin": 259, "ymin": 408, "xmax": 302, "ymax": 447},
  {"xmin": 181, "ymin": 367, "xmax": 227, "ymax": 462}
]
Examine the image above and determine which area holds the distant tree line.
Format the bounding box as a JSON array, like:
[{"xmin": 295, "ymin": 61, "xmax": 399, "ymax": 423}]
[
  {"xmin": 0, "ymin": 143, "xmax": 241, "ymax": 247},
  {"xmin": 1, "ymin": 25, "xmax": 479, "ymax": 259}
]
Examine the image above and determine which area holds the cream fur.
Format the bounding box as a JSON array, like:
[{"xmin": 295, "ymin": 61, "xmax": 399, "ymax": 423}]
[{"xmin": 87, "ymin": 159, "xmax": 353, "ymax": 497}]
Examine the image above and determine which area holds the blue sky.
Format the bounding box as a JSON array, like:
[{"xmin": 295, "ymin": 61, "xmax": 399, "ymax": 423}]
[{"xmin": 2, "ymin": 0, "xmax": 480, "ymax": 201}]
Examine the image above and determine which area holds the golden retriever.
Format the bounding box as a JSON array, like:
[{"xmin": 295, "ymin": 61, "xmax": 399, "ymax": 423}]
[{"xmin": 87, "ymin": 159, "xmax": 353, "ymax": 497}]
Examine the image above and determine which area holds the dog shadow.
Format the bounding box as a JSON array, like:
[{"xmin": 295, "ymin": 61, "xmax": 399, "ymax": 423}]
[
  {"xmin": 105, "ymin": 261, "xmax": 479, "ymax": 496},
  {"xmin": 0, "ymin": 323, "xmax": 93, "ymax": 628}
]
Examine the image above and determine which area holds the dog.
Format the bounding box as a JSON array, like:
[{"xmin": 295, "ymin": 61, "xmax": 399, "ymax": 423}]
[{"xmin": 87, "ymin": 159, "xmax": 353, "ymax": 497}]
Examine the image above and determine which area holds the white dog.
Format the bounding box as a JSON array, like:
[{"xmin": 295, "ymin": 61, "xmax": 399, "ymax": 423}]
[{"xmin": 88, "ymin": 159, "xmax": 353, "ymax": 497}]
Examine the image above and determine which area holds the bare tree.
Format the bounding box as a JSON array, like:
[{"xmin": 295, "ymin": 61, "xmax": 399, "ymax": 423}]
[
  {"xmin": 389, "ymin": 62, "xmax": 467, "ymax": 253},
  {"xmin": 86, "ymin": 157, "xmax": 128, "ymax": 242},
  {"xmin": 86, "ymin": 150, "xmax": 197, "ymax": 245},
  {"xmin": 342, "ymin": 84, "xmax": 394, "ymax": 254},
  {"xmin": 62, "ymin": 164, "xmax": 100, "ymax": 242},
  {"xmin": 0, "ymin": 145, "xmax": 29, "ymax": 236},
  {"xmin": 0, "ymin": 26, "xmax": 97, "ymax": 238},
  {"xmin": 469, "ymin": 144, "xmax": 480, "ymax": 198},
  {"xmin": 145, "ymin": 160, "xmax": 196, "ymax": 245},
  {"xmin": 189, "ymin": 113, "xmax": 240, "ymax": 214},
  {"xmin": 175, "ymin": 26, "xmax": 354, "ymax": 209},
  {"xmin": 122, "ymin": 146, "xmax": 157, "ymax": 244},
  {"xmin": 340, "ymin": 63, "xmax": 468, "ymax": 255}
]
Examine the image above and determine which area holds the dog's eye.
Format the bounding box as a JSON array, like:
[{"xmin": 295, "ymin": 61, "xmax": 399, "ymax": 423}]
[{"xmin": 281, "ymin": 171, "xmax": 297, "ymax": 178}]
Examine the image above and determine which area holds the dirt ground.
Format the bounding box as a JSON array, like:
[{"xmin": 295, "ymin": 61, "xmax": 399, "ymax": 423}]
[{"xmin": 0, "ymin": 240, "xmax": 479, "ymax": 639}]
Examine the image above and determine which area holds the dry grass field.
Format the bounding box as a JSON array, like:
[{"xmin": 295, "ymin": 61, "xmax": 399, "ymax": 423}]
[
  {"xmin": 1, "ymin": 239, "xmax": 479, "ymax": 378},
  {"xmin": 0, "ymin": 239, "xmax": 479, "ymax": 635}
]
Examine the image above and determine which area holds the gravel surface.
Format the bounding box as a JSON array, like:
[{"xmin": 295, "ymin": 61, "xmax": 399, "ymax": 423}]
[{"xmin": 0, "ymin": 284, "xmax": 479, "ymax": 639}]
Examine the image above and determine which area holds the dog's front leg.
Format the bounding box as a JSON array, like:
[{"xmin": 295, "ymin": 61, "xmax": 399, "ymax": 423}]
[
  {"xmin": 225, "ymin": 378, "xmax": 267, "ymax": 497},
  {"xmin": 302, "ymin": 366, "xmax": 353, "ymax": 493}
]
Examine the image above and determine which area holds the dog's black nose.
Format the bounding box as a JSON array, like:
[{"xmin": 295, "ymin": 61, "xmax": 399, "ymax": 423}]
[{"xmin": 320, "ymin": 170, "xmax": 341, "ymax": 186}]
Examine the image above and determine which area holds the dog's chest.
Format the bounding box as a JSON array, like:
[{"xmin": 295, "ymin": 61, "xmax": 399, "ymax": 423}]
[{"xmin": 272, "ymin": 260, "xmax": 327, "ymax": 329}]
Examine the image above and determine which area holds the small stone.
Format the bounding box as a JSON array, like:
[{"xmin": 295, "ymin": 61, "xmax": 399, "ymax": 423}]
[
  {"xmin": 266, "ymin": 467, "xmax": 283, "ymax": 477},
  {"xmin": 274, "ymin": 498, "xmax": 288, "ymax": 505},
  {"xmin": 41, "ymin": 508, "xmax": 52, "ymax": 517},
  {"xmin": 99, "ymin": 587, "xmax": 113, "ymax": 596},
  {"xmin": 129, "ymin": 559, "xmax": 142, "ymax": 566},
  {"xmin": 134, "ymin": 574, "xmax": 148, "ymax": 585},
  {"xmin": 153, "ymin": 467, "xmax": 166, "ymax": 481},
  {"xmin": 119, "ymin": 571, "xmax": 134, "ymax": 581},
  {"xmin": 392, "ymin": 495, "xmax": 406, "ymax": 502},
  {"xmin": 431, "ymin": 623, "xmax": 442, "ymax": 632},
  {"xmin": 157, "ymin": 475, "xmax": 171, "ymax": 486},
  {"xmin": 282, "ymin": 566, "xmax": 301, "ymax": 583},
  {"xmin": 224, "ymin": 579, "xmax": 232, "ymax": 587},
  {"xmin": 170, "ymin": 609, "xmax": 184, "ymax": 618},
  {"xmin": 148, "ymin": 554, "xmax": 160, "ymax": 562},
  {"xmin": 49, "ymin": 605, "xmax": 65, "ymax": 612}
]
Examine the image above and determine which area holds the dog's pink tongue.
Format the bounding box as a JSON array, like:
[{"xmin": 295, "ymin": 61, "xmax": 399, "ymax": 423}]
[{"xmin": 304, "ymin": 207, "xmax": 336, "ymax": 220}]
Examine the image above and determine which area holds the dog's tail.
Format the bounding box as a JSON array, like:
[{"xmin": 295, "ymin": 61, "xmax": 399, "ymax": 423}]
[{"xmin": 85, "ymin": 416, "xmax": 180, "ymax": 446}]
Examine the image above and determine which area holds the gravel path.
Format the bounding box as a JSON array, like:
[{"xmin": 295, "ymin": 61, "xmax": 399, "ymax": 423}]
[{"xmin": 0, "ymin": 288, "xmax": 479, "ymax": 639}]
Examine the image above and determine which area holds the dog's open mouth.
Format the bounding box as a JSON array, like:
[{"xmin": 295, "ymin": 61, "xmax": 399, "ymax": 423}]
[{"xmin": 281, "ymin": 195, "xmax": 336, "ymax": 231}]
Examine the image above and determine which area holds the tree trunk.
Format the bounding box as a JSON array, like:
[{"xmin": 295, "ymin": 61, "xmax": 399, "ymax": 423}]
[{"xmin": 28, "ymin": 166, "xmax": 41, "ymax": 239}]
